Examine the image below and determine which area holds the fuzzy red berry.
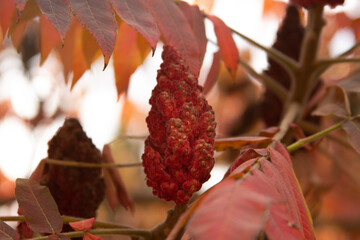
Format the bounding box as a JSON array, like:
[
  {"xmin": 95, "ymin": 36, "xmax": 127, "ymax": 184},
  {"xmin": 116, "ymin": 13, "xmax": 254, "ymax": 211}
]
[
  {"xmin": 290, "ymin": 0, "xmax": 344, "ymax": 8},
  {"xmin": 142, "ymin": 46, "xmax": 216, "ymax": 204}
]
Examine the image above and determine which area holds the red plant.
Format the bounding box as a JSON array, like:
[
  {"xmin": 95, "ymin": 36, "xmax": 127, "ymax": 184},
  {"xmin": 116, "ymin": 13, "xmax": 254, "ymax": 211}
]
[{"xmin": 142, "ymin": 46, "xmax": 216, "ymax": 204}]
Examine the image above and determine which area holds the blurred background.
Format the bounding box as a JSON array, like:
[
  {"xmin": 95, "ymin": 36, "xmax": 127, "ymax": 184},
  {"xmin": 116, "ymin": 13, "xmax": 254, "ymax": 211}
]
[{"xmin": 0, "ymin": 0, "xmax": 360, "ymax": 239}]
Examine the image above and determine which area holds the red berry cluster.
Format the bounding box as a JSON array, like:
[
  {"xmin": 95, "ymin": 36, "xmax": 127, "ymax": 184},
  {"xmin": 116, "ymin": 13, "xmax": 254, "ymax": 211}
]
[
  {"xmin": 142, "ymin": 46, "xmax": 216, "ymax": 204},
  {"xmin": 290, "ymin": 0, "xmax": 344, "ymax": 8}
]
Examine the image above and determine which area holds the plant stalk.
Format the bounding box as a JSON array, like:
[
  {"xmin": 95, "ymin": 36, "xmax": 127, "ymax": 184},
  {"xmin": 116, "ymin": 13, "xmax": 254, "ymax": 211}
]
[
  {"xmin": 287, "ymin": 121, "xmax": 344, "ymax": 152},
  {"xmin": 44, "ymin": 158, "xmax": 142, "ymax": 168}
]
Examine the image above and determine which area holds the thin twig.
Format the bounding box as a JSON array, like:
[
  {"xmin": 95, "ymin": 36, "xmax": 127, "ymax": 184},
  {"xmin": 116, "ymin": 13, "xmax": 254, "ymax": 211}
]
[
  {"xmin": 338, "ymin": 40, "xmax": 360, "ymax": 57},
  {"xmin": 44, "ymin": 158, "xmax": 143, "ymax": 168},
  {"xmin": 229, "ymin": 27, "xmax": 299, "ymax": 73},
  {"xmin": 29, "ymin": 228, "xmax": 151, "ymax": 240},
  {"xmin": 287, "ymin": 121, "xmax": 344, "ymax": 152},
  {"xmin": 238, "ymin": 58, "xmax": 288, "ymax": 101},
  {"xmin": 316, "ymin": 57, "xmax": 360, "ymax": 67},
  {"xmin": 0, "ymin": 215, "xmax": 133, "ymax": 229}
]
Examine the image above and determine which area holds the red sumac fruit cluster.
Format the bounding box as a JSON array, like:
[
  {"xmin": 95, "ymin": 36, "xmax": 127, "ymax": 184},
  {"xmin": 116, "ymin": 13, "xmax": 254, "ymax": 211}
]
[{"xmin": 142, "ymin": 46, "xmax": 216, "ymax": 204}]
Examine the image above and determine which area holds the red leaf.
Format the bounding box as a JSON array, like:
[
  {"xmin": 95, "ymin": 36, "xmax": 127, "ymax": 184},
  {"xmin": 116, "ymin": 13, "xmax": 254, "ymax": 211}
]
[
  {"xmin": 83, "ymin": 233, "xmax": 103, "ymax": 240},
  {"xmin": 178, "ymin": 2, "xmax": 207, "ymax": 67},
  {"xmin": 207, "ymin": 14, "xmax": 239, "ymax": 78},
  {"xmin": 342, "ymin": 118, "xmax": 360, "ymax": 154},
  {"xmin": 202, "ymin": 51, "xmax": 221, "ymax": 95},
  {"xmin": 185, "ymin": 176, "xmax": 271, "ymax": 240},
  {"xmin": 69, "ymin": 0, "xmax": 117, "ymax": 66},
  {"xmin": 109, "ymin": 0, "xmax": 160, "ymax": 51},
  {"xmin": 259, "ymin": 126, "xmax": 280, "ymax": 137},
  {"xmin": 15, "ymin": 178, "xmax": 63, "ymax": 234},
  {"xmin": 102, "ymin": 145, "xmax": 134, "ymax": 212},
  {"xmin": 0, "ymin": 0, "xmax": 16, "ymax": 34},
  {"xmin": 69, "ymin": 218, "xmax": 94, "ymax": 231},
  {"xmin": 214, "ymin": 136, "xmax": 273, "ymax": 151},
  {"xmin": 147, "ymin": 0, "xmax": 200, "ymax": 76},
  {"xmin": 0, "ymin": 220, "xmax": 19, "ymax": 240},
  {"xmin": 113, "ymin": 21, "xmax": 143, "ymax": 95},
  {"xmin": 40, "ymin": 15, "xmax": 61, "ymax": 64},
  {"xmin": 168, "ymin": 143, "xmax": 315, "ymax": 240},
  {"xmin": 35, "ymin": 0, "xmax": 71, "ymax": 42},
  {"xmin": 312, "ymin": 85, "xmax": 351, "ymax": 118},
  {"xmin": 267, "ymin": 143, "xmax": 314, "ymax": 239}
]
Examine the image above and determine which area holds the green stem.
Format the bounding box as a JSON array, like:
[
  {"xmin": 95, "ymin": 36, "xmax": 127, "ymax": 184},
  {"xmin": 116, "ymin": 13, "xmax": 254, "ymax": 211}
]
[
  {"xmin": 338, "ymin": 40, "xmax": 360, "ymax": 57},
  {"xmin": 0, "ymin": 216, "xmax": 132, "ymax": 229},
  {"xmin": 238, "ymin": 58, "xmax": 288, "ymax": 101},
  {"xmin": 45, "ymin": 158, "xmax": 142, "ymax": 168},
  {"xmin": 316, "ymin": 57, "xmax": 360, "ymax": 67},
  {"xmin": 29, "ymin": 228, "xmax": 151, "ymax": 240},
  {"xmin": 287, "ymin": 121, "xmax": 344, "ymax": 152}
]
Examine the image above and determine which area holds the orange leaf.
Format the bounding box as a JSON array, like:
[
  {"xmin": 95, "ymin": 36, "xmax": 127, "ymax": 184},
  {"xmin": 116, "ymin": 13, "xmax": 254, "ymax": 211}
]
[
  {"xmin": 351, "ymin": 18, "xmax": 360, "ymax": 40},
  {"xmin": 69, "ymin": 218, "xmax": 94, "ymax": 231},
  {"xmin": 70, "ymin": 0, "xmax": 117, "ymax": 67},
  {"xmin": 214, "ymin": 136, "xmax": 273, "ymax": 151},
  {"xmin": 40, "ymin": 15, "xmax": 61, "ymax": 64},
  {"xmin": 207, "ymin": 15, "xmax": 239, "ymax": 79},
  {"xmin": 263, "ymin": 0, "xmax": 287, "ymax": 18},
  {"xmin": 58, "ymin": 20, "xmax": 79, "ymax": 81},
  {"xmin": 71, "ymin": 26, "xmax": 90, "ymax": 89},
  {"xmin": 0, "ymin": 0, "xmax": 16, "ymax": 35},
  {"xmin": 113, "ymin": 22, "xmax": 143, "ymax": 96},
  {"xmin": 82, "ymin": 29, "xmax": 100, "ymax": 68},
  {"xmin": 137, "ymin": 34, "xmax": 151, "ymax": 62}
]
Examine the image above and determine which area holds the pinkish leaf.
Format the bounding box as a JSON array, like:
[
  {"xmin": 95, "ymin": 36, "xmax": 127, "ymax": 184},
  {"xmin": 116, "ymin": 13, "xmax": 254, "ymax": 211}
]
[
  {"xmin": 207, "ymin": 14, "xmax": 239, "ymax": 78},
  {"xmin": 185, "ymin": 175, "xmax": 271, "ymax": 240},
  {"xmin": 83, "ymin": 233, "xmax": 103, "ymax": 240},
  {"xmin": 15, "ymin": 178, "xmax": 63, "ymax": 234},
  {"xmin": 267, "ymin": 143, "xmax": 314, "ymax": 239},
  {"xmin": 109, "ymin": 0, "xmax": 160, "ymax": 51},
  {"xmin": 342, "ymin": 118, "xmax": 360, "ymax": 154},
  {"xmin": 35, "ymin": 0, "xmax": 71, "ymax": 42},
  {"xmin": 69, "ymin": 218, "xmax": 94, "ymax": 231},
  {"xmin": 312, "ymin": 85, "xmax": 351, "ymax": 118},
  {"xmin": 178, "ymin": 2, "xmax": 207, "ymax": 66},
  {"xmin": 202, "ymin": 51, "xmax": 221, "ymax": 95},
  {"xmin": 0, "ymin": 220, "xmax": 18, "ymax": 240},
  {"xmin": 147, "ymin": 0, "xmax": 200, "ymax": 76},
  {"xmin": 70, "ymin": 0, "xmax": 117, "ymax": 66}
]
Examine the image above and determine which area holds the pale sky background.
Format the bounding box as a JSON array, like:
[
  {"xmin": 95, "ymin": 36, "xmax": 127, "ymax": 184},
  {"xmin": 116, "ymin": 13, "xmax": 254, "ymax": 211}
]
[{"xmin": 0, "ymin": 0, "xmax": 359, "ymax": 185}]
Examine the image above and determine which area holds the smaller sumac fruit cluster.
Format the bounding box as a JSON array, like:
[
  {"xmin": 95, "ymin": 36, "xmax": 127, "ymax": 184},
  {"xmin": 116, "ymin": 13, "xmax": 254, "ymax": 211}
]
[{"xmin": 142, "ymin": 46, "xmax": 216, "ymax": 204}]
